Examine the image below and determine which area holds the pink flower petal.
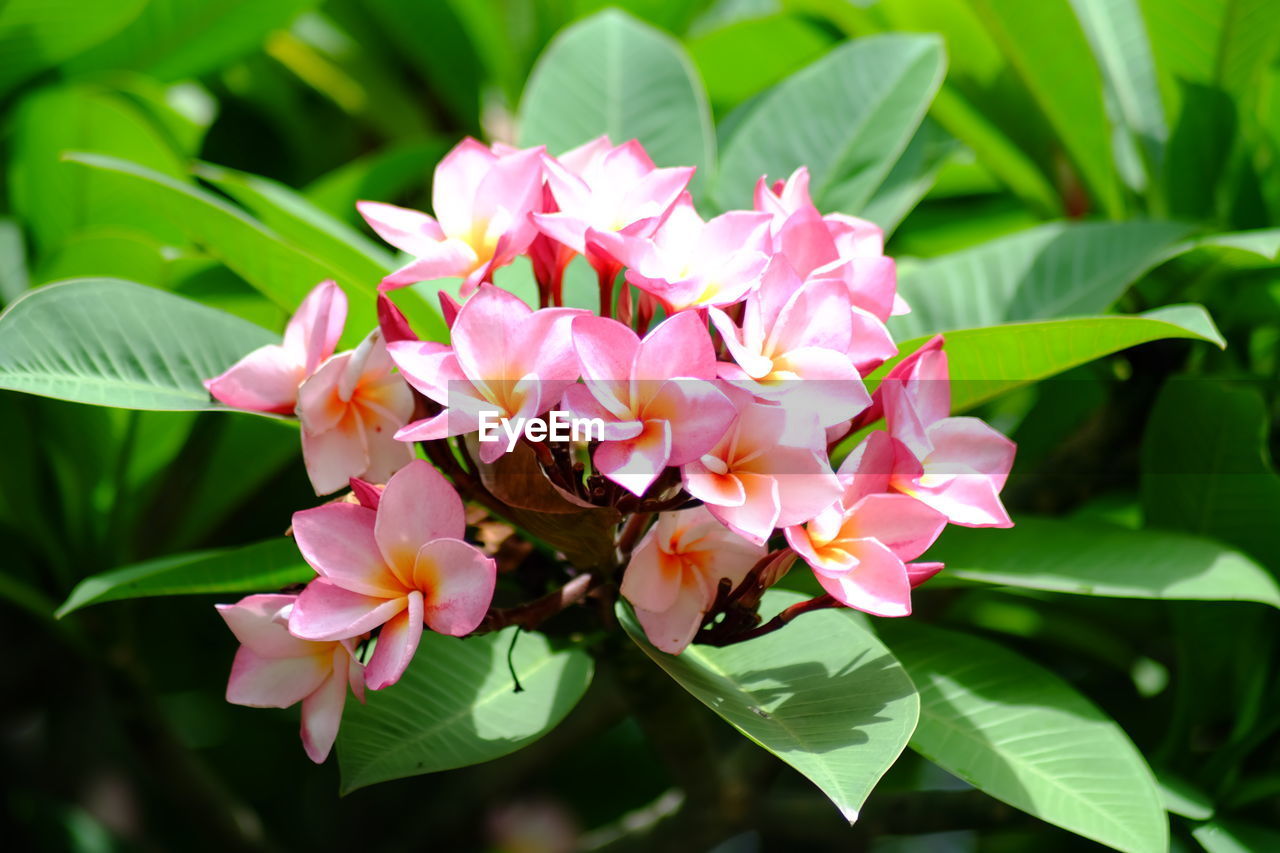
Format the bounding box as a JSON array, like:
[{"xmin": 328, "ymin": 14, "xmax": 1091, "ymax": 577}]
[
  {"xmin": 594, "ymin": 419, "xmax": 673, "ymax": 496},
  {"xmin": 373, "ymin": 460, "xmax": 466, "ymax": 578},
  {"xmin": 300, "ymin": 651, "xmax": 350, "ymax": 763},
  {"xmin": 846, "ymin": 493, "xmax": 947, "ymax": 562},
  {"xmin": 289, "ymin": 579, "xmax": 406, "ymax": 641},
  {"xmin": 292, "ymin": 504, "xmax": 402, "ymax": 596},
  {"xmin": 414, "ymin": 538, "xmax": 497, "ymax": 636},
  {"xmin": 364, "ymin": 590, "xmax": 424, "ymax": 690},
  {"xmin": 205, "ymin": 344, "xmax": 302, "ymax": 414},
  {"xmin": 226, "ymin": 645, "xmax": 330, "ymax": 708},
  {"xmin": 811, "ymin": 538, "xmax": 913, "ymax": 617},
  {"xmin": 357, "ymin": 201, "xmax": 446, "ymax": 254},
  {"xmin": 283, "ymin": 280, "xmax": 347, "ymax": 374},
  {"xmin": 633, "ymin": 588, "xmax": 708, "ymax": 654},
  {"xmin": 216, "ymin": 594, "xmax": 312, "ymax": 658}
]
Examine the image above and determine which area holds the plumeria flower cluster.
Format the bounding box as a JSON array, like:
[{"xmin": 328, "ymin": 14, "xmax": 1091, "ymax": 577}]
[{"xmin": 206, "ymin": 136, "xmax": 1015, "ymax": 762}]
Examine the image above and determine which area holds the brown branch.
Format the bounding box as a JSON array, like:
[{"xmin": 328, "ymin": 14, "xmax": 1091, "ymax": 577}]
[
  {"xmin": 699, "ymin": 594, "xmax": 839, "ymax": 647},
  {"xmin": 471, "ymin": 573, "xmax": 596, "ymax": 634}
]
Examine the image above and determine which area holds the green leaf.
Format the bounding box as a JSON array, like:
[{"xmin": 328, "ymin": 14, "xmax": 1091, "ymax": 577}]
[
  {"xmin": 65, "ymin": 152, "xmax": 442, "ymax": 345},
  {"xmin": 859, "ymin": 119, "xmax": 961, "ymax": 235},
  {"xmin": 880, "ymin": 621, "xmax": 1169, "ymax": 853},
  {"xmin": 518, "ymin": 10, "xmax": 715, "ymax": 194},
  {"xmin": 878, "ymin": 305, "xmax": 1225, "ymax": 413},
  {"xmin": 890, "ymin": 221, "xmax": 1192, "ymax": 338},
  {"xmin": 66, "ymin": 0, "xmax": 320, "ymax": 81},
  {"xmin": 1141, "ymin": 380, "xmax": 1280, "ymax": 565},
  {"xmin": 1157, "ymin": 771, "xmax": 1214, "ymax": 820},
  {"xmin": 0, "ymin": 219, "xmax": 30, "ymax": 304},
  {"xmin": 687, "ymin": 14, "xmax": 833, "ymax": 111},
  {"xmin": 304, "ymin": 140, "xmax": 447, "ymax": 224},
  {"xmin": 620, "ymin": 590, "xmax": 919, "ymax": 822},
  {"xmin": 931, "ymin": 516, "xmax": 1280, "ymax": 606},
  {"xmin": 337, "ymin": 628, "xmax": 594, "ymax": 792},
  {"xmin": 0, "ymin": 0, "xmax": 147, "ymax": 96},
  {"xmin": 56, "ymin": 538, "xmax": 311, "ymax": 617},
  {"xmin": 1193, "ymin": 819, "xmax": 1280, "ymax": 853},
  {"xmin": 9, "ymin": 84, "xmax": 191, "ymax": 254},
  {"xmin": 968, "ymin": 0, "xmax": 1124, "ymax": 216},
  {"xmin": 715, "ymin": 33, "xmax": 945, "ymax": 215},
  {"xmin": 1068, "ymin": 0, "xmax": 1168, "ymax": 188},
  {"xmin": 0, "ymin": 278, "xmax": 273, "ymax": 410},
  {"xmin": 195, "ymin": 161, "xmax": 395, "ymax": 274}
]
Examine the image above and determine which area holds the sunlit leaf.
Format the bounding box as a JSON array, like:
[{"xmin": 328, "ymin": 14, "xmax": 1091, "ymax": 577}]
[
  {"xmin": 0, "ymin": 278, "xmax": 273, "ymax": 410},
  {"xmin": 880, "ymin": 622, "xmax": 1169, "ymax": 853},
  {"xmin": 621, "ymin": 590, "xmax": 919, "ymax": 822},
  {"xmin": 338, "ymin": 629, "xmax": 594, "ymax": 792}
]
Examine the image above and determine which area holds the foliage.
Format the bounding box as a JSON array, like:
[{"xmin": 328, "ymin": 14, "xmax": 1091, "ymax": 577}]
[{"xmin": 2, "ymin": 1, "xmax": 1279, "ymax": 851}]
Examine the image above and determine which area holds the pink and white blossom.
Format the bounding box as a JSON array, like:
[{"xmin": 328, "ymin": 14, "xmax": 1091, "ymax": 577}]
[
  {"xmin": 531, "ymin": 137, "xmax": 693, "ymax": 282},
  {"xmin": 612, "ymin": 194, "xmax": 773, "ymax": 312},
  {"xmin": 682, "ymin": 386, "xmax": 842, "ymax": 545},
  {"xmin": 217, "ymin": 593, "xmax": 364, "ymax": 763},
  {"xmin": 710, "ymin": 257, "xmax": 871, "ymax": 427},
  {"xmin": 288, "ymin": 460, "xmax": 497, "ymax": 689},
  {"xmin": 785, "ymin": 431, "xmax": 947, "ymax": 616},
  {"xmin": 296, "ymin": 329, "xmax": 415, "ymax": 495},
  {"xmin": 562, "ymin": 311, "xmax": 735, "ymax": 495},
  {"xmin": 388, "ymin": 284, "xmax": 585, "ymax": 462},
  {"xmin": 358, "ymin": 138, "xmax": 545, "ymax": 294},
  {"xmin": 205, "ymin": 280, "xmax": 345, "ymax": 414},
  {"xmin": 621, "ymin": 506, "xmax": 766, "ymax": 653},
  {"xmin": 879, "ymin": 337, "xmax": 1017, "ymax": 527}
]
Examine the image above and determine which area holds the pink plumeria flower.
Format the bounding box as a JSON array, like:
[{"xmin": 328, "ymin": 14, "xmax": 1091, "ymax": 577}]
[
  {"xmin": 217, "ymin": 593, "xmax": 364, "ymax": 763},
  {"xmin": 710, "ymin": 257, "xmax": 871, "ymax": 427},
  {"xmin": 358, "ymin": 138, "xmax": 545, "ymax": 295},
  {"xmin": 205, "ymin": 280, "xmax": 346, "ymax": 414},
  {"xmin": 388, "ymin": 284, "xmax": 585, "ymax": 463},
  {"xmin": 296, "ymin": 329, "xmax": 414, "ymax": 495},
  {"xmin": 288, "ymin": 460, "xmax": 497, "ymax": 690},
  {"xmin": 561, "ymin": 311, "xmax": 735, "ymax": 496},
  {"xmin": 757, "ymin": 167, "xmax": 907, "ymax": 324},
  {"xmin": 878, "ymin": 336, "xmax": 1016, "ymax": 527},
  {"xmin": 621, "ymin": 506, "xmax": 766, "ymax": 653},
  {"xmin": 682, "ymin": 385, "xmax": 841, "ymax": 545},
  {"xmin": 785, "ymin": 431, "xmax": 947, "ymax": 616},
  {"xmin": 613, "ymin": 194, "xmax": 774, "ymax": 312},
  {"xmin": 531, "ymin": 137, "xmax": 694, "ymax": 281}
]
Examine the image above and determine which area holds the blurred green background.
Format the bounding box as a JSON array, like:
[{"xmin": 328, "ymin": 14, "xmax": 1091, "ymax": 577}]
[{"xmin": 3, "ymin": 1, "xmax": 1280, "ymax": 851}]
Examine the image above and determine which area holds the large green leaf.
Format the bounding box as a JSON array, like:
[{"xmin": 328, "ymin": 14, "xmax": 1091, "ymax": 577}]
[
  {"xmin": 518, "ymin": 10, "xmax": 715, "ymax": 194},
  {"xmin": 1141, "ymin": 380, "xmax": 1280, "ymax": 565},
  {"xmin": 932, "ymin": 517, "xmax": 1280, "ymax": 606},
  {"xmin": 968, "ymin": 0, "xmax": 1123, "ymax": 216},
  {"xmin": 880, "ymin": 622, "xmax": 1168, "ymax": 853},
  {"xmin": 65, "ymin": 0, "xmax": 320, "ymax": 81},
  {"xmin": 57, "ymin": 538, "xmax": 311, "ymax": 617},
  {"xmin": 620, "ymin": 590, "xmax": 919, "ymax": 822},
  {"xmin": 0, "ymin": 0, "xmax": 146, "ymax": 96},
  {"xmin": 65, "ymin": 153, "xmax": 441, "ymax": 345},
  {"xmin": 686, "ymin": 13, "xmax": 833, "ymax": 111},
  {"xmin": 877, "ymin": 305, "xmax": 1225, "ymax": 413},
  {"xmin": 9, "ymin": 84, "xmax": 191, "ymax": 254},
  {"xmin": 337, "ymin": 628, "xmax": 594, "ymax": 792},
  {"xmin": 715, "ymin": 33, "xmax": 945, "ymax": 215},
  {"xmin": 0, "ymin": 278, "xmax": 273, "ymax": 410},
  {"xmin": 1068, "ymin": 0, "xmax": 1168, "ymax": 188},
  {"xmin": 890, "ymin": 221, "xmax": 1191, "ymax": 338},
  {"xmin": 195, "ymin": 161, "xmax": 396, "ymax": 278}
]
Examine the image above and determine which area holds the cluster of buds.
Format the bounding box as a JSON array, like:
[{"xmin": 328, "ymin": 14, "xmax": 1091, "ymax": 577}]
[{"xmin": 206, "ymin": 136, "xmax": 1016, "ymax": 762}]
